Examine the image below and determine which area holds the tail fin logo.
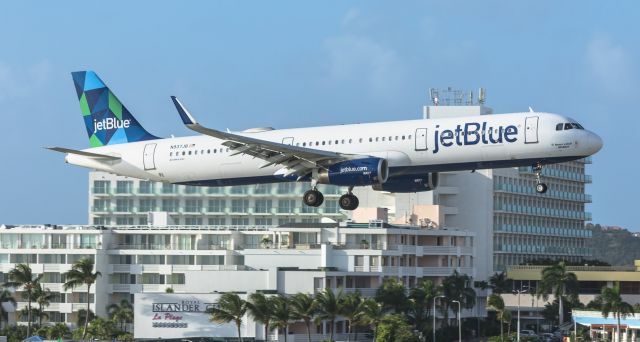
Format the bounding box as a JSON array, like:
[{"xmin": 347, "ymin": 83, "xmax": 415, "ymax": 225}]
[
  {"xmin": 71, "ymin": 71, "xmax": 158, "ymax": 147},
  {"xmin": 93, "ymin": 118, "xmax": 131, "ymax": 134}
]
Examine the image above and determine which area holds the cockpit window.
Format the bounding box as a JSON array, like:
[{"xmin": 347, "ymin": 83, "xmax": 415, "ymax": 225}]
[{"xmin": 559, "ymin": 122, "xmax": 585, "ymax": 131}]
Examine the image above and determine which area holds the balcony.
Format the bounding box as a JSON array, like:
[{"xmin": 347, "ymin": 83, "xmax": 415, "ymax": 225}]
[{"xmin": 494, "ymin": 183, "xmax": 592, "ymax": 203}]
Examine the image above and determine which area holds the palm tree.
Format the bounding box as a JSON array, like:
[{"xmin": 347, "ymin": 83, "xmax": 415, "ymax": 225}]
[
  {"xmin": 289, "ymin": 293, "xmax": 317, "ymax": 342},
  {"xmin": 536, "ymin": 261, "xmax": 578, "ymax": 326},
  {"xmin": 600, "ymin": 286, "xmax": 634, "ymax": 342},
  {"xmin": 408, "ymin": 279, "xmax": 440, "ymax": 332},
  {"xmin": 489, "ymin": 272, "xmax": 510, "ymax": 294},
  {"xmin": 314, "ymin": 288, "xmax": 344, "ymax": 342},
  {"xmin": 356, "ymin": 298, "xmax": 385, "ymax": 341},
  {"xmin": 107, "ymin": 299, "xmax": 134, "ymax": 332},
  {"xmin": 76, "ymin": 308, "xmax": 95, "ymax": 327},
  {"xmin": 4, "ymin": 263, "xmax": 43, "ymax": 337},
  {"xmin": 0, "ymin": 288, "xmax": 16, "ymax": 329},
  {"xmin": 208, "ymin": 293, "xmax": 247, "ymax": 342},
  {"xmin": 442, "ymin": 271, "xmax": 476, "ymax": 325},
  {"xmin": 246, "ymin": 292, "xmax": 275, "ymax": 341},
  {"xmin": 270, "ymin": 296, "xmax": 291, "ymax": 342},
  {"xmin": 487, "ymin": 294, "xmax": 507, "ymax": 342},
  {"xmin": 19, "ymin": 307, "xmax": 47, "ymax": 326},
  {"xmin": 375, "ymin": 278, "xmax": 408, "ymax": 313},
  {"xmin": 63, "ymin": 257, "xmax": 101, "ymax": 339},
  {"xmin": 33, "ymin": 283, "xmax": 54, "ymax": 326},
  {"xmin": 339, "ymin": 292, "xmax": 363, "ymax": 342}
]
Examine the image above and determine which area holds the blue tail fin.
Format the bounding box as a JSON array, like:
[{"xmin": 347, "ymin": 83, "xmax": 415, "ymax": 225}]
[{"xmin": 71, "ymin": 71, "xmax": 159, "ymax": 147}]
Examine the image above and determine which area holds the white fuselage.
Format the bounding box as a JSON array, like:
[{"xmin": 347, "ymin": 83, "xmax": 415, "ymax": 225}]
[{"xmin": 65, "ymin": 112, "xmax": 602, "ymax": 187}]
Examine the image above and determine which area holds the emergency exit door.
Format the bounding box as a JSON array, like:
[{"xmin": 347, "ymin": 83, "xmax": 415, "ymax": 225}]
[{"xmin": 415, "ymin": 128, "xmax": 428, "ymax": 151}]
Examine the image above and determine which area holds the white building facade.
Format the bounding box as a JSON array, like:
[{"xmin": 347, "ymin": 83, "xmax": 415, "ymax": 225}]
[{"xmin": 0, "ymin": 221, "xmax": 479, "ymax": 339}]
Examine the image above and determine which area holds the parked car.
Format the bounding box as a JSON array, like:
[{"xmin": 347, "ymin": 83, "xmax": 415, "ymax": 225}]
[
  {"xmin": 540, "ymin": 332, "xmax": 558, "ymax": 342},
  {"xmin": 521, "ymin": 330, "xmax": 537, "ymax": 337}
]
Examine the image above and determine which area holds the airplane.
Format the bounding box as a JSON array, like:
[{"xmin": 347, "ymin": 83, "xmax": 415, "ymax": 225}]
[{"xmin": 49, "ymin": 71, "xmax": 603, "ymax": 211}]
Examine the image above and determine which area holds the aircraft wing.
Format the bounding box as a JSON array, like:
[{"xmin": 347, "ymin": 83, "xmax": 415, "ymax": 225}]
[
  {"xmin": 171, "ymin": 96, "xmax": 360, "ymax": 179},
  {"xmin": 46, "ymin": 147, "xmax": 121, "ymax": 160}
]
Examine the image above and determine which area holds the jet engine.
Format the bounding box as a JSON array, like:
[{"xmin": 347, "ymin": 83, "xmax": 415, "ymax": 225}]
[
  {"xmin": 371, "ymin": 173, "xmax": 439, "ymax": 193},
  {"xmin": 318, "ymin": 157, "xmax": 389, "ymax": 186}
]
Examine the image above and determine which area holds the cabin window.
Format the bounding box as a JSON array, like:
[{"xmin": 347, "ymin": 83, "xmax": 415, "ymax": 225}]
[
  {"xmin": 375, "ymin": 137, "xmax": 379, "ymax": 142},
  {"xmin": 194, "ymin": 150, "xmax": 198, "ymax": 155},
  {"xmin": 341, "ymin": 139, "xmax": 345, "ymax": 144},
  {"xmin": 182, "ymin": 151, "xmax": 186, "ymax": 156},
  {"xmin": 335, "ymin": 140, "xmax": 339, "ymax": 144},
  {"xmin": 408, "ymin": 135, "xmax": 412, "ymax": 139},
  {"xmin": 402, "ymin": 135, "xmax": 405, "ymax": 140},
  {"xmin": 369, "ymin": 137, "xmax": 373, "ymax": 142},
  {"xmin": 348, "ymin": 139, "xmax": 352, "ymax": 143},
  {"xmin": 564, "ymin": 123, "xmax": 573, "ymax": 130},
  {"xmin": 359, "ymin": 138, "xmax": 363, "ymax": 143},
  {"xmin": 322, "ymin": 141, "xmax": 326, "ymax": 145},
  {"xmin": 170, "ymin": 152, "xmax": 173, "ymax": 156},
  {"xmin": 315, "ymin": 142, "xmax": 319, "ymax": 146},
  {"xmin": 303, "ymin": 142, "xmax": 306, "ymax": 147},
  {"xmin": 556, "ymin": 123, "xmax": 563, "ymax": 131}
]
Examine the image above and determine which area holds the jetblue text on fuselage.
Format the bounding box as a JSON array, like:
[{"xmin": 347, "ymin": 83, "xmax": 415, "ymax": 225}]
[
  {"xmin": 93, "ymin": 118, "xmax": 131, "ymax": 134},
  {"xmin": 432, "ymin": 122, "xmax": 518, "ymax": 154}
]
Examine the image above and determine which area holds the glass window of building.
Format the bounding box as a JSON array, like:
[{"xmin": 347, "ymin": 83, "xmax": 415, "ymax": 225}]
[
  {"xmin": 139, "ymin": 181, "xmax": 154, "ymax": 194},
  {"xmin": 293, "ymin": 232, "xmax": 317, "ymax": 245},
  {"xmin": 10, "ymin": 254, "xmax": 37, "ymax": 263},
  {"xmin": 277, "ymin": 182, "xmax": 297, "ymax": 194},
  {"xmin": 116, "ymin": 181, "xmax": 133, "ymax": 194},
  {"xmin": 162, "ymin": 183, "xmax": 175, "ymax": 194},
  {"xmin": 207, "ymin": 199, "xmax": 225, "ymax": 213},
  {"xmin": 162, "ymin": 199, "xmax": 179, "ymax": 212},
  {"xmin": 139, "ymin": 199, "xmax": 156, "ymax": 212},
  {"xmin": 231, "ymin": 217, "xmax": 249, "ymax": 225},
  {"xmin": 208, "ymin": 217, "xmax": 226, "ymax": 225},
  {"xmin": 300, "ymin": 205, "xmax": 318, "ymax": 214},
  {"xmin": 138, "ymin": 255, "xmax": 165, "ymax": 264},
  {"xmin": 255, "ymin": 199, "xmax": 272, "ymax": 213},
  {"xmin": 255, "ymin": 218, "xmax": 272, "ymax": 225},
  {"xmin": 116, "ymin": 217, "xmax": 134, "ymax": 225},
  {"xmin": 301, "ymin": 218, "xmax": 320, "ymax": 224},
  {"xmin": 253, "ymin": 184, "xmax": 271, "ymax": 194},
  {"xmin": 0, "ymin": 234, "xmax": 19, "ymax": 249},
  {"xmin": 230, "ymin": 186, "xmax": 248, "ymax": 194},
  {"xmin": 278, "ymin": 218, "xmax": 295, "ymax": 225},
  {"xmin": 207, "ymin": 187, "xmax": 222, "ymax": 194},
  {"xmin": 166, "ymin": 273, "xmax": 185, "ymax": 284},
  {"xmin": 41, "ymin": 272, "xmax": 65, "ymax": 283},
  {"xmin": 92, "ymin": 217, "xmax": 110, "ymax": 225},
  {"xmin": 93, "ymin": 199, "xmax": 110, "ymax": 212},
  {"xmin": 184, "ymin": 217, "xmax": 202, "ymax": 225},
  {"xmin": 93, "ymin": 180, "xmax": 110, "ymax": 194},
  {"xmin": 110, "ymin": 273, "xmax": 133, "ymax": 284},
  {"xmin": 184, "ymin": 199, "xmax": 202, "ymax": 212},
  {"xmin": 167, "ymin": 255, "xmax": 194, "ymax": 265},
  {"xmin": 115, "ymin": 199, "xmax": 133, "ymax": 212},
  {"xmin": 0, "ymin": 254, "xmax": 8, "ymax": 264},
  {"xmin": 109, "ymin": 255, "xmax": 133, "ymax": 264},
  {"xmin": 22, "ymin": 234, "xmax": 45, "ymax": 249},
  {"xmin": 39, "ymin": 254, "xmax": 66, "ymax": 264},
  {"xmin": 231, "ymin": 199, "xmax": 249, "ymax": 213},
  {"xmin": 141, "ymin": 273, "xmax": 164, "ymax": 284},
  {"xmin": 324, "ymin": 200, "xmax": 339, "ymax": 213},
  {"xmin": 184, "ymin": 186, "xmax": 199, "ymax": 194},
  {"xmin": 197, "ymin": 255, "xmax": 224, "ymax": 265},
  {"xmin": 277, "ymin": 200, "xmax": 296, "ymax": 213}
]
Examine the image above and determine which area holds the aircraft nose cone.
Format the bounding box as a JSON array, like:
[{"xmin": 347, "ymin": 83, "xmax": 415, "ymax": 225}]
[{"xmin": 589, "ymin": 132, "xmax": 603, "ymax": 154}]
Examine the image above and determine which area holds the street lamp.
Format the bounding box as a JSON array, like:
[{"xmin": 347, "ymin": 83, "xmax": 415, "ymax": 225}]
[
  {"xmin": 433, "ymin": 295, "xmax": 445, "ymax": 342},
  {"xmin": 452, "ymin": 300, "xmax": 461, "ymax": 342},
  {"xmin": 514, "ymin": 286, "xmax": 530, "ymax": 342}
]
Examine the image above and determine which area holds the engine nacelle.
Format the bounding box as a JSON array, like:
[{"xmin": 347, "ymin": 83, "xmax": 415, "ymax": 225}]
[
  {"xmin": 372, "ymin": 173, "xmax": 439, "ymax": 193},
  {"xmin": 318, "ymin": 158, "xmax": 389, "ymax": 186}
]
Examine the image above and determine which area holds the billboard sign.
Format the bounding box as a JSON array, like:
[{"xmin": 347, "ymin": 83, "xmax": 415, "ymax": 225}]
[{"xmin": 134, "ymin": 293, "xmax": 256, "ymax": 339}]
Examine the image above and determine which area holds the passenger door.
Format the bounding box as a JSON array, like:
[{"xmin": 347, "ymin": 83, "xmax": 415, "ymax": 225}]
[
  {"xmin": 143, "ymin": 143, "xmax": 157, "ymax": 170},
  {"xmin": 525, "ymin": 116, "xmax": 539, "ymax": 144}
]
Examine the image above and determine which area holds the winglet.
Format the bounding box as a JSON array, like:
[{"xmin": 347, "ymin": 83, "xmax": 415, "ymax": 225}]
[{"xmin": 171, "ymin": 96, "xmax": 198, "ymax": 125}]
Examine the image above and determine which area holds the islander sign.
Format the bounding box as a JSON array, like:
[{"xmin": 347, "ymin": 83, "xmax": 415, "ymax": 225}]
[{"xmin": 134, "ymin": 293, "xmax": 257, "ymax": 339}]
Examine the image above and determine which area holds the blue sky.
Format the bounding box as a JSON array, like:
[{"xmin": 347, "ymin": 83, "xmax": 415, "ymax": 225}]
[{"xmin": 0, "ymin": 1, "xmax": 638, "ymax": 229}]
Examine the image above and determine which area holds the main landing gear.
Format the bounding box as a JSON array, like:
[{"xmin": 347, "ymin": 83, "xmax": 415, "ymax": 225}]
[
  {"xmin": 533, "ymin": 163, "xmax": 548, "ymax": 194},
  {"xmin": 302, "ymin": 182, "xmax": 360, "ymax": 210},
  {"xmin": 339, "ymin": 186, "xmax": 359, "ymax": 211}
]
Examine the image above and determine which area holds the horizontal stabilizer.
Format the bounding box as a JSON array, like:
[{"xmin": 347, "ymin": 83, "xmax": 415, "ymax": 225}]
[{"xmin": 46, "ymin": 147, "xmax": 120, "ymax": 160}]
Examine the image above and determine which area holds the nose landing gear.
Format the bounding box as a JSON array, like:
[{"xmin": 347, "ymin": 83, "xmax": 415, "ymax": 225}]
[
  {"xmin": 533, "ymin": 163, "xmax": 548, "ymax": 194},
  {"xmin": 339, "ymin": 186, "xmax": 359, "ymax": 211}
]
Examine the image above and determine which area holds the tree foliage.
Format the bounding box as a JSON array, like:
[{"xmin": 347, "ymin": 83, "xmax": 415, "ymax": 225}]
[{"xmin": 376, "ymin": 314, "xmax": 420, "ymax": 342}]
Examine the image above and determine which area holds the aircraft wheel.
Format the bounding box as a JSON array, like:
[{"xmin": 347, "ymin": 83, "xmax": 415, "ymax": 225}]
[
  {"xmin": 303, "ymin": 189, "xmax": 324, "ymax": 207},
  {"xmin": 339, "ymin": 194, "xmax": 360, "ymax": 210},
  {"xmin": 536, "ymin": 183, "xmax": 548, "ymax": 194}
]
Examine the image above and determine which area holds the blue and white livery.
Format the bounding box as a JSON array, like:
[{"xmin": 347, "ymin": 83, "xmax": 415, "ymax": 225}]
[{"xmin": 49, "ymin": 71, "xmax": 603, "ymax": 210}]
